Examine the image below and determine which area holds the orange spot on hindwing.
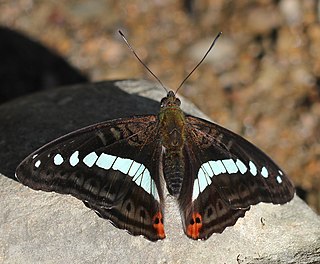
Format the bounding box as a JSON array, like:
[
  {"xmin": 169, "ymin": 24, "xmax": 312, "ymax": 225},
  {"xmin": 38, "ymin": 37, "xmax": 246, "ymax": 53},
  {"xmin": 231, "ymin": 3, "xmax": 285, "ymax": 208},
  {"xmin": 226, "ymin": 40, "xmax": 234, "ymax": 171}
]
[
  {"xmin": 187, "ymin": 212, "xmax": 203, "ymax": 239},
  {"xmin": 152, "ymin": 212, "xmax": 165, "ymax": 239}
]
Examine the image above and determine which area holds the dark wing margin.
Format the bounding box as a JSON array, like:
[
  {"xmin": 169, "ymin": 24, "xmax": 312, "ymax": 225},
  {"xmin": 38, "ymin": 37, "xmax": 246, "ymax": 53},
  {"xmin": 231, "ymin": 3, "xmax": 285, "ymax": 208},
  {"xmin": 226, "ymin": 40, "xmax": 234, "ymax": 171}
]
[
  {"xmin": 177, "ymin": 115, "xmax": 294, "ymax": 240},
  {"xmin": 15, "ymin": 115, "xmax": 165, "ymax": 241}
]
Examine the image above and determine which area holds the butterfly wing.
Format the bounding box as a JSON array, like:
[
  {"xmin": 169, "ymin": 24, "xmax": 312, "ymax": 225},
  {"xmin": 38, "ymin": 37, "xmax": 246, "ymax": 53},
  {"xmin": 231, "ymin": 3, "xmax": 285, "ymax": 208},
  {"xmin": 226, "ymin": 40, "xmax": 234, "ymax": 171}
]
[
  {"xmin": 178, "ymin": 115, "xmax": 295, "ymax": 240},
  {"xmin": 16, "ymin": 115, "xmax": 165, "ymax": 241}
]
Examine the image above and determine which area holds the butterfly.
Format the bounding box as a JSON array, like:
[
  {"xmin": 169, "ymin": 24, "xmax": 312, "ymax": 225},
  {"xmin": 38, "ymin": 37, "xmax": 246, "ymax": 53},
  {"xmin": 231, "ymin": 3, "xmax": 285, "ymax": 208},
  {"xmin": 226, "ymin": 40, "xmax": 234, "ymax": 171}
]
[{"xmin": 15, "ymin": 32, "xmax": 295, "ymax": 241}]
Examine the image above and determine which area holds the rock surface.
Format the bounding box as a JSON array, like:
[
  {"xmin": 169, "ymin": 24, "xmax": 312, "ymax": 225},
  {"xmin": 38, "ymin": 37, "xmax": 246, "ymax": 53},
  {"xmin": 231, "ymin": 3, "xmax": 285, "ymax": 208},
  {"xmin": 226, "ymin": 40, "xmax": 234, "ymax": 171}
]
[{"xmin": 1, "ymin": 80, "xmax": 320, "ymax": 263}]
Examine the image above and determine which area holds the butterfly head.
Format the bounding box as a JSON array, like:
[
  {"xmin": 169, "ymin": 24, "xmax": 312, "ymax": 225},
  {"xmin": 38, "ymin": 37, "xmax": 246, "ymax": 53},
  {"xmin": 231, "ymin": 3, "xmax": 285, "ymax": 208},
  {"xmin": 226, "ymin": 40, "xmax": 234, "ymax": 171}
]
[{"xmin": 160, "ymin": 91, "xmax": 181, "ymax": 110}]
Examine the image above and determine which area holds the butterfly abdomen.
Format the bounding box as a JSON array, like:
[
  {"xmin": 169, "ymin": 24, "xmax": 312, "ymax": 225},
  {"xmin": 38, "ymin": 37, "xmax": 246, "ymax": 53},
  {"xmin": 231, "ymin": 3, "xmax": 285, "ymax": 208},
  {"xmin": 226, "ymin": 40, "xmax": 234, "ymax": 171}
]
[{"xmin": 163, "ymin": 151, "xmax": 185, "ymax": 196}]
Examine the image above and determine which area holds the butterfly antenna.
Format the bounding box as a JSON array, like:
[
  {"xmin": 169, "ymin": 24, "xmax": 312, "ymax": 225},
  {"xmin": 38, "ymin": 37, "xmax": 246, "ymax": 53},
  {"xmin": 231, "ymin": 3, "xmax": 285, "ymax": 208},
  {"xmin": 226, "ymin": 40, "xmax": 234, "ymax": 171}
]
[
  {"xmin": 119, "ymin": 30, "xmax": 168, "ymax": 93},
  {"xmin": 175, "ymin": 32, "xmax": 222, "ymax": 95}
]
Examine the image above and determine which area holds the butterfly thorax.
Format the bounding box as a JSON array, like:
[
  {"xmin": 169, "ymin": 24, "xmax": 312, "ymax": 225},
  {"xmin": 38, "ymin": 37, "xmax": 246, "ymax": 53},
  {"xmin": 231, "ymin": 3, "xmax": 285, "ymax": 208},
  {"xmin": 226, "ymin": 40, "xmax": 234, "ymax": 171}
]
[{"xmin": 158, "ymin": 91, "xmax": 186, "ymax": 196}]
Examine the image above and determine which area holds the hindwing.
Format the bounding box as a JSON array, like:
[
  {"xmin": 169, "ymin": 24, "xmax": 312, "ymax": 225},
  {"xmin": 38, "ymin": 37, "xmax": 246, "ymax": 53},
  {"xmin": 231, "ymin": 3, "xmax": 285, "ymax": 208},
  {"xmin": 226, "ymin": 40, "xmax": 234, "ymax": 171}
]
[{"xmin": 178, "ymin": 115, "xmax": 295, "ymax": 240}]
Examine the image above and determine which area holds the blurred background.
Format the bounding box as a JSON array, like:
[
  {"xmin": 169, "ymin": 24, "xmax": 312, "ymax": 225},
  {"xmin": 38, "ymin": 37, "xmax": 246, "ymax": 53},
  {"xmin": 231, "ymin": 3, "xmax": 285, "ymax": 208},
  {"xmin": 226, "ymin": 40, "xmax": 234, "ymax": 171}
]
[{"xmin": 0, "ymin": 0, "xmax": 319, "ymax": 213}]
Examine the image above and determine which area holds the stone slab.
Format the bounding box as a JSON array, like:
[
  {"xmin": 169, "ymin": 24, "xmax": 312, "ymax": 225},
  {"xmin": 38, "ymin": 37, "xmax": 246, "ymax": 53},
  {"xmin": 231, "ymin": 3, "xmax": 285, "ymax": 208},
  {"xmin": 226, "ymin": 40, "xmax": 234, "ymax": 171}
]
[{"xmin": 1, "ymin": 80, "xmax": 319, "ymax": 263}]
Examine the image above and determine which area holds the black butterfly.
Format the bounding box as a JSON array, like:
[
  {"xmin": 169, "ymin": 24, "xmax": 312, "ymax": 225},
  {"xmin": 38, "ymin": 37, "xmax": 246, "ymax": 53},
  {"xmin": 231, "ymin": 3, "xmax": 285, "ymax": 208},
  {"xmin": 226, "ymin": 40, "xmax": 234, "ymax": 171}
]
[{"xmin": 15, "ymin": 33, "xmax": 295, "ymax": 241}]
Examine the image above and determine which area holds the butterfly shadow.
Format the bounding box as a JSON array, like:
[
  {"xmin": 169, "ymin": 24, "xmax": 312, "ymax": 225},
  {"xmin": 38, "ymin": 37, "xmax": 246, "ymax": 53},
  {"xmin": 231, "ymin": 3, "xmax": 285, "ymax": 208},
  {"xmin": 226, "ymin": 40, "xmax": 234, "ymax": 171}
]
[{"xmin": 0, "ymin": 80, "xmax": 160, "ymax": 180}]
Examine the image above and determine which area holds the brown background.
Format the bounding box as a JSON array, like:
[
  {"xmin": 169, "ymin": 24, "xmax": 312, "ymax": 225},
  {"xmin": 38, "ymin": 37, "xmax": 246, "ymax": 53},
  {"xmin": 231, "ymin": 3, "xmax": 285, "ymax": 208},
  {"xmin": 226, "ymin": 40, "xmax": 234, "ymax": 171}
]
[{"xmin": 1, "ymin": 0, "xmax": 319, "ymax": 212}]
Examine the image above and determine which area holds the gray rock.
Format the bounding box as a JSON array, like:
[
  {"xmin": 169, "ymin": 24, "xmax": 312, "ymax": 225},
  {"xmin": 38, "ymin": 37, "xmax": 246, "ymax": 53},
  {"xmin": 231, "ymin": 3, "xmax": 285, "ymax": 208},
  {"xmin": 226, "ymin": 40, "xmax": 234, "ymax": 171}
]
[{"xmin": 1, "ymin": 80, "xmax": 320, "ymax": 263}]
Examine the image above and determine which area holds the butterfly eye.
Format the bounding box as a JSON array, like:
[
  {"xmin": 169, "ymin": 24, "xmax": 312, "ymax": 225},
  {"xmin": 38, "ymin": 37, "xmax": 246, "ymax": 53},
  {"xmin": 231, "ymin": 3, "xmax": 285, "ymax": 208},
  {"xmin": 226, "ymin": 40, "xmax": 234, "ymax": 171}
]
[
  {"xmin": 175, "ymin": 98, "xmax": 181, "ymax": 106},
  {"xmin": 160, "ymin": 98, "xmax": 166, "ymax": 108}
]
